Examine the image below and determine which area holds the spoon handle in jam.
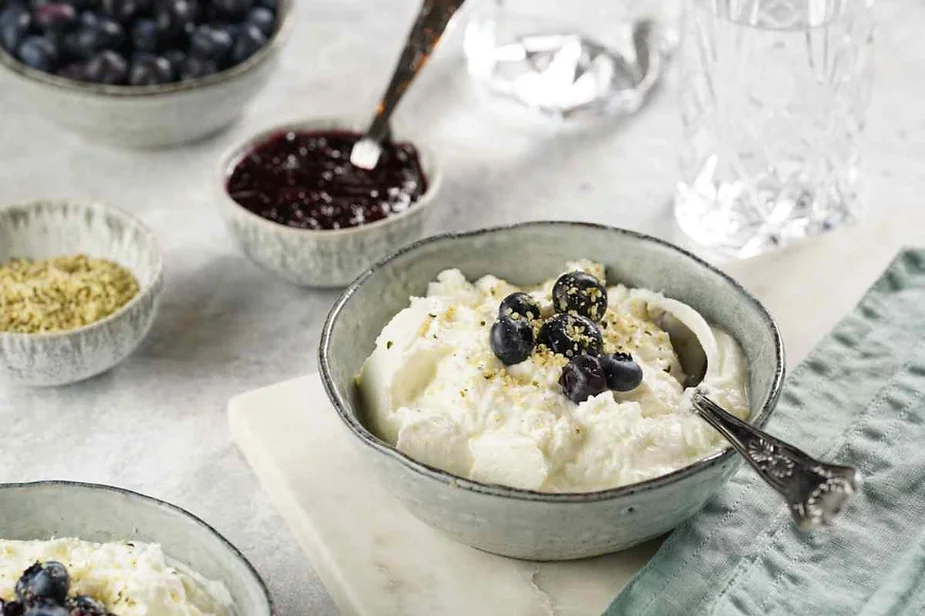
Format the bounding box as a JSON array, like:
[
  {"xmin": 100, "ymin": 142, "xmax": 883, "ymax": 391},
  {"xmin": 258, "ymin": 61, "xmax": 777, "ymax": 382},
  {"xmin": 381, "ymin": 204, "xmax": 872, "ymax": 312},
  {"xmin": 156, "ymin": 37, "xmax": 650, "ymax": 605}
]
[
  {"xmin": 691, "ymin": 391, "xmax": 860, "ymax": 531},
  {"xmin": 366, "ymin": 0, "xmax": 467, "ymax": 142}
]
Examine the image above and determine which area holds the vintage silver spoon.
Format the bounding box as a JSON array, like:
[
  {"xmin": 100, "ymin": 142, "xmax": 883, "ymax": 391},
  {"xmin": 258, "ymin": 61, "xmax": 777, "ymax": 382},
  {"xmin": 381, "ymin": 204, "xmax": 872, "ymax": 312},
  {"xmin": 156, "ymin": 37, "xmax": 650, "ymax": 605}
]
[
  {"xmin": 654, "ymin": 308, "xmax": 860, "ymax": 531},
  {"xmin": 350, "ymin": 0, "xmax": 466, "ymax": 170}
]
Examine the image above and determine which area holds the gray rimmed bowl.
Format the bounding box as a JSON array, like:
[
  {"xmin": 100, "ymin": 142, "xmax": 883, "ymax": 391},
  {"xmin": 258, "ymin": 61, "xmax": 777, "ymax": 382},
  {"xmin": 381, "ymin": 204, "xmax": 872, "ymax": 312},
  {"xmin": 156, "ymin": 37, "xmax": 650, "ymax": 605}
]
[
  {"xmin": 0, "ymin": 199, "xmax": 163, "ymax": 387},
  {"xmin": 0, "ymin": 0, "xmax": 292, "ymax": 148},
  {"xmin": 0, "ymin": 481, "xmax": 272, "ymax": 615},
  {"xmin": 320, "ymin": 221, "xmax": 785, "ymax": 561},
  {"xmin": 216, "ymin": 117, "xmax": 442, "ymax": 288}
]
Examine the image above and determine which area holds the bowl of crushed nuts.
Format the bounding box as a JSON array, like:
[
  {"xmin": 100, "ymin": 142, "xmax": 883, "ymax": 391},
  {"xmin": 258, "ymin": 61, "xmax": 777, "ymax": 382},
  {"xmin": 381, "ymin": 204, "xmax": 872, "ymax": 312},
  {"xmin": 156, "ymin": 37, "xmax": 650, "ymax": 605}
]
[{"xmin": 0, "ymin": 199, "xmax": 163, "ymax": 386}]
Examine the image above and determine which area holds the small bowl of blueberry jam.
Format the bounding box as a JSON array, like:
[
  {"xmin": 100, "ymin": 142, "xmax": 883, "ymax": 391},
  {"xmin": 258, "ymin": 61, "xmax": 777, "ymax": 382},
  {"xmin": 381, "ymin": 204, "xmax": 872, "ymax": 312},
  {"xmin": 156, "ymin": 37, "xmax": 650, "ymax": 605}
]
[
  {"xmin": 0, "ymin": 0, "xmax": 291, "ymax": 147},
  {"xmin": 217, "ymin": 117, "xmax": 441, "ymax": 287}
]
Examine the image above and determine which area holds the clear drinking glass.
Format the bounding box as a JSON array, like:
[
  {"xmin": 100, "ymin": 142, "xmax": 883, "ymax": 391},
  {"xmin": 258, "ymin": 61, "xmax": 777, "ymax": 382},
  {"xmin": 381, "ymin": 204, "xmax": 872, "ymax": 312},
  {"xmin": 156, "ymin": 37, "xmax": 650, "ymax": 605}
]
[
  {"xmin": 674, "ymin": 0, "xmax": 875, "ymax": 258},
  {"xmin": 463, "ymin": 0, "xmax": 679, "ymax": 119}
]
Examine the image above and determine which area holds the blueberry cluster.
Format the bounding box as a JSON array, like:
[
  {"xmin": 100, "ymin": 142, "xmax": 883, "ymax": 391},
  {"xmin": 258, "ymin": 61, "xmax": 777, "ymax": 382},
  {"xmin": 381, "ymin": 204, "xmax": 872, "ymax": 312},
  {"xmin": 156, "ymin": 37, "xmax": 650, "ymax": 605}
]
[
  {"xmin": 0, "ymin": 561, "xmax": 112, "ymax": 616},
  {"xmin": 0, "ymin": 0, "xmax": 277, "ymax": 86},
  {"xmin": 489, "ymin": 271, "xmax": 644, "ymax": 404}
]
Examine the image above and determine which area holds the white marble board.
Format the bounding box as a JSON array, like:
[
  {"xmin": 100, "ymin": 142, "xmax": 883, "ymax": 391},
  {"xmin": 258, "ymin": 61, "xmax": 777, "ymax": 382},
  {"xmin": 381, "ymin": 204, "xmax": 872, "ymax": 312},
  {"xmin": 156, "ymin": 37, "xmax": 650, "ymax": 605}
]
[{"xmin": 229, "ymin": 221, "xmax": 925, "ymax": 616}]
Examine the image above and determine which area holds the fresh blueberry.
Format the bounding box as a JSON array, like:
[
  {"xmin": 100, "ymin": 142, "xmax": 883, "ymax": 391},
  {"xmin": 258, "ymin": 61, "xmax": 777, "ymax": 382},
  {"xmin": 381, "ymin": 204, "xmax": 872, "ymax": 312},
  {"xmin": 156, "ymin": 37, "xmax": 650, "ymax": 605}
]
[
  {"xmin": 15, "ymin": 561, "xmax": 70, "ymax": 604},
  {"xmin": 1, "ymin": 599, "xmax": 26, "ymax": 616},
  {"xmin": 78, "ymin": 9, "xmax": 100, "ymax": 28},
  {"xmin": 189, "ymin": 24, "xmax": 231, "ymax": 61},
  {"xmin": 70, "ymin": 0, "xmax": 101, "ymax": 10},
  {"xmin": 101, "ymin": 0, "xmax": 141, "ymax": 23},
  {"xmin": 489, "ymin": 315, "xmax": 535, "ymax": 365},
  {"xmin": 559, "ymin": 355, "xmax": 608, "ymax": 404},
  {"xmin": 212, "ymin": 0, "xmax": 252, "ymax": 18},
  {"xmin": 56, "ymin": 60, "xmax": 87, "ymax": 79},
  {"xmin": 255, "ymin": 0, "xmax": 276, "ymax": 10},
  {"xmin": 128, "ymin": 52, "xmax": 172, "ymax": 84},
  {"xmin": 63, "ymin": 17, "xmax": 122, "ymax": 59},
  {"xmin": 22, "ymin": 604, "xmax": 69, "ymax": 616},
  {"xmin": 246, "ymin": 6, "xmax": 273, "ymax": 35},
  {"xmin": 28, "ymin": 0, "xmax": 51, "ymax": 9},
  {"xmin": 599, "ymin": 353, "xmax": 643, "ymax": 392},
  {"xmin": 538, "ymin": 313, "xmax": 603, "ymax": 358},
  {"xmin": 154, "ymin": 0, "xmax": 195, "ymax": 43},
  {"xmin": 162, "ymin": 46, "xmax": 183, "ymax": 70},
  {"xmin": 16, "ymin": 35, "xmax": 59, "ymax": 71},
  {"xmin": 209, "ymin": 21, "xmax": 237, "ymax": 40},
  {"xmin": 230, "ymin": 21, "xmax": 264, "ymax": 63},
  {"xmin": 85, "ymin": 49, "xmax": 126, "ymax": 82},
  {"xmin": 34, "ymin": 3, "xmax": 77, "ymax": 33},
  {"xmin": 0, "ymin": 6, "xmax": 31, "ymax": 53},
  {"xmin": 65, "ymin": 595, "xmax": 107, "ymax": 616},
  {"xmin": 552, "ymin": 271, "xmax": 608, "ymax": 322},
  {"xmin": 498, "ymin": 292, "xmax": 540, "ymax": 322},
  {"xmin": 131, "ymin": 17, "xmax": 158, "ymax": 52},
  {"xmin": 0, "ymin": 6, "xmax": 32, "ymax": 53},
  {"xmin": 178, "ymin": 53, "xmax": 215, "ymax": 78}
]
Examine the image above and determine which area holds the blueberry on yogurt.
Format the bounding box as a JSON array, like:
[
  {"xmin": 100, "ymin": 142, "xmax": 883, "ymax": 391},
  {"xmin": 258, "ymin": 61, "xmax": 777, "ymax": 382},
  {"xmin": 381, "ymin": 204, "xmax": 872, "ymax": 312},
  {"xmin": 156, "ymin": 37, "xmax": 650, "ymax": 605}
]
[
  {"xmin": 0, "ymin": 599, "xmax": 25, "ymax": 616},
  {"xmin": 498, "ymin": 292, "xmax": 540, "ymax": 322},
  {"xmin": 552, "ymin": 271, "xmax": 608, "ymax": 322},
  {"xmin": 22, "ymin": 604, "xmax": 68, "ymax": 616},
  {"xmin": 599, "ymin": 352, "xmax": 643, "ymax": 392},
  {"xmin": 15, "ymin": 561, "xmax": 69, "ymax": 605},
  {"xmin": 538, "ymin": 313, "xmax": 603, "ymax": 357},
  {"xmin": 490, "ymin": 315, "xmax": 534, "ymax": 365},
  {"xmin": 65, "ymin": 595, "xmax": 107, "ymax": 616},
  {"xmin": 559, "ymin": 354, "xmax": 608, "ymax": 403}
]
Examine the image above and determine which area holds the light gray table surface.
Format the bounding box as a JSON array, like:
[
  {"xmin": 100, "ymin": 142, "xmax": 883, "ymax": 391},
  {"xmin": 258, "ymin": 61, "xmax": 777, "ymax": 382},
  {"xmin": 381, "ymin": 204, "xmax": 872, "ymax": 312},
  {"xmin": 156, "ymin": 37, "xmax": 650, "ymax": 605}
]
[{"xmin": 1, "ymin": 1, "xmax": 923, "ymax": 614}]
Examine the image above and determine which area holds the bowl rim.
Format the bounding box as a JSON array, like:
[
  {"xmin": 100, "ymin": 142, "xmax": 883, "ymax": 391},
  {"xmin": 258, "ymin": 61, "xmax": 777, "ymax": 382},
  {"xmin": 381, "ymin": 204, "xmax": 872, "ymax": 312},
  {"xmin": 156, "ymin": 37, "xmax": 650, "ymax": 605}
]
[
  {"xmin": 215, "ymin": 116, "xmax": 443, "ymax": 239},
  {"xmin": 0, "ymin": 198, "xmax": 165, "ymax": 341},
  {"xmin": 319, "ymin": 220, "xmax": 786, "ymax": 503},
  {"xmin": 0, "ymin": 0, "xmax": 292, "ymax": 98},
  {"xmin": 0, "ymin": 479, "xmax": 274, "ymax": 615}
]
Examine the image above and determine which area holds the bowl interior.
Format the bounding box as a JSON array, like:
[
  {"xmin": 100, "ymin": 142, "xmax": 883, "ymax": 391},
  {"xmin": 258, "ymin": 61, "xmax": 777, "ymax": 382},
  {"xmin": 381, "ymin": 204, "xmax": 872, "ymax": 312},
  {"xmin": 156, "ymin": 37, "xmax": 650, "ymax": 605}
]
[
  {"xmin": 0, "ymin": 200, "xmax": 161, "ymax": 290},
  {"xmin": 323, "ymin": 222, "xmax": 783, "ymax": 475},
  {"xmin": 0, "ymin": 482, "xmax": 271, "ymax": 615}
]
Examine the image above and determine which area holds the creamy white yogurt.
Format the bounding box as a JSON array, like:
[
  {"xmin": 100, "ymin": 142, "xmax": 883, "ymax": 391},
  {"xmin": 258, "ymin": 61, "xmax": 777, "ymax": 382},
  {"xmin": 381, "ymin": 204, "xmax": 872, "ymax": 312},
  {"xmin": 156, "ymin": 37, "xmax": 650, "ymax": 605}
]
[
  {"xmin": 358, "ymin": 261, "xmax": 750, "ymax": 492},
  {"xmin": 0, "ymin": 539, "xmax": 233, "ymax": 616}
]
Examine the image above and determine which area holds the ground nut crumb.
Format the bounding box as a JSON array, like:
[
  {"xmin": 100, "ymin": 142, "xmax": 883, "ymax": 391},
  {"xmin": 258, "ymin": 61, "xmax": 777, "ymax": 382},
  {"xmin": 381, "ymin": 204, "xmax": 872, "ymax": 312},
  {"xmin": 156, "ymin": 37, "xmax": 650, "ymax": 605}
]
[{"xmin": 0, "ymin": 255, "xmax": 139, "ymax": 334}]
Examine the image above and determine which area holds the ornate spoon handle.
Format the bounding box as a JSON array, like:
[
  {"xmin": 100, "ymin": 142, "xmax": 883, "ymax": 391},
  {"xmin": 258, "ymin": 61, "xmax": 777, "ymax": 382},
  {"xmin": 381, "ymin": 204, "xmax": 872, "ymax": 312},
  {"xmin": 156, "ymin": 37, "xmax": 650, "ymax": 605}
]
[{"xmin": 692, "ymin": 391, "xmax": 860, "ymax": 531}]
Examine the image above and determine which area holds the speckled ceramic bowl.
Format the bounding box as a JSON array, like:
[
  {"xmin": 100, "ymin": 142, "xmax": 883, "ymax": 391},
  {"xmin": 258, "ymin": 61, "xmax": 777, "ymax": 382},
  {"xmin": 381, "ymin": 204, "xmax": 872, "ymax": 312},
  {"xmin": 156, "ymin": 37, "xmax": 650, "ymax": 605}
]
[
  {"xmin": 320, "ymin": 221, "xmax": 785, "ymax": 561},
  {"xmin": 0, "ymin": 199, "xmax": 163, "ymax": 387},
  {"xmin": 0, "ymin": 481, "xmax": 272, "ymax": 615},
  {"xmin": 0, "ymin": 0, "xmax": 291, "ymax": 148},
  {"xmin": 216, "ymin": 117, "xmax": 442, "ymax": 288}
]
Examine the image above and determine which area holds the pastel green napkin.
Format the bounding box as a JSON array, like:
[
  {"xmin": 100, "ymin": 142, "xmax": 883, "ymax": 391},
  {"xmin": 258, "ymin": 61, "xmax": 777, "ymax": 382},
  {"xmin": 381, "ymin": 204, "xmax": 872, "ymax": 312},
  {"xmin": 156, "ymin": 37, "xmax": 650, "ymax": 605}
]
[{"xmin": 606, "ymin": 248, "xmax": 925, "ymax": 616}]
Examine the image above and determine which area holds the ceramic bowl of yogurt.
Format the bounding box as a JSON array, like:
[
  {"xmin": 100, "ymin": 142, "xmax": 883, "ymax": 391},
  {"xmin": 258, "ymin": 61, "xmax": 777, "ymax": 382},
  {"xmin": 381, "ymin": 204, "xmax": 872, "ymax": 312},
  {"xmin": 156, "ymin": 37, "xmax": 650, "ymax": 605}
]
[
  {"xmin": 320, "ymin": 221, "xmax": 785, "ymax": 560},
  {"xmin": 0, "ymin": 481, "xmax": 272, "ymax": 615}
]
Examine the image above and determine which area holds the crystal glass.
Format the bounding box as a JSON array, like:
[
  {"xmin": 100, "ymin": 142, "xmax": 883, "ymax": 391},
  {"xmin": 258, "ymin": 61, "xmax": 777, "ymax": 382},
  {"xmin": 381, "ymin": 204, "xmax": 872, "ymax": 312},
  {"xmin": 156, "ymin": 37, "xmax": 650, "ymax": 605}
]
[
  {"xmin": 675, "ymin": 0, "xmax": 875, "ymax": 258},
  {"xmin": 463, "ymin": 0, "xmax": 679, "ymax": 119}
]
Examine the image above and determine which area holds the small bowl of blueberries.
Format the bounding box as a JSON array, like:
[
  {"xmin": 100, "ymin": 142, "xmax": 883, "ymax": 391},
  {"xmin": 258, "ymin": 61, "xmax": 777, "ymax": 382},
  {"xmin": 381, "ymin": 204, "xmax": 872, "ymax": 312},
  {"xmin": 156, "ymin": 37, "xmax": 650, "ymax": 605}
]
[{"xmin": 0, "ymin": 0, "xmax": 291, "ymax": 147}]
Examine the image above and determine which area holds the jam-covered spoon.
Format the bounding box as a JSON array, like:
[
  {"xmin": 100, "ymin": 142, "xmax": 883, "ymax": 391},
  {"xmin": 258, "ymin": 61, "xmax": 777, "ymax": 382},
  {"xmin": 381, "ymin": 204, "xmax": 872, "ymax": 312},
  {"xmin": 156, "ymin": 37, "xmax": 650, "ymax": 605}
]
[{"xmin": 350, "ymin": 0, "xmax": 466, "ymax": 170}]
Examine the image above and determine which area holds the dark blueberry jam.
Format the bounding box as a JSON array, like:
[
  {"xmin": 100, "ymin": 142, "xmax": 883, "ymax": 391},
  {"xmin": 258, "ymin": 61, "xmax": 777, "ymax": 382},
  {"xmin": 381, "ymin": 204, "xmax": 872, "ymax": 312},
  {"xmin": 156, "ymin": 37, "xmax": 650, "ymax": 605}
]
[{"xmin": 226, "ymin": 130, "xmax": 428, "ymax": 231}]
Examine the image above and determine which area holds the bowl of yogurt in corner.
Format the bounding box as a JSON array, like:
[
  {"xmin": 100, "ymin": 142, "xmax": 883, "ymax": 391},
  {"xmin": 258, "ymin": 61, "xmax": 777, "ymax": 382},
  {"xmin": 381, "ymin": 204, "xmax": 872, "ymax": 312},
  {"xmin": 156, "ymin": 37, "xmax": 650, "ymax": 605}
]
[
  {"xmin": 0, "ymin": 482, "xmax": 272, "ymax": 615},
  {"xmin": 320, "ymin": 221, "xmax": 785, "ymax": 561}
]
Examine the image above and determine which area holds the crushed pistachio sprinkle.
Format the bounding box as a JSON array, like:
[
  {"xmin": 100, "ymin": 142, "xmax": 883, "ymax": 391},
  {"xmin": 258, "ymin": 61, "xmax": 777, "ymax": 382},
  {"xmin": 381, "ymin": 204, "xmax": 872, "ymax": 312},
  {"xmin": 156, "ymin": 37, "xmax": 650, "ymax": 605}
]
[{"xmin": 0, "ymin": 255, "xmax": 140, "ymax": 334}]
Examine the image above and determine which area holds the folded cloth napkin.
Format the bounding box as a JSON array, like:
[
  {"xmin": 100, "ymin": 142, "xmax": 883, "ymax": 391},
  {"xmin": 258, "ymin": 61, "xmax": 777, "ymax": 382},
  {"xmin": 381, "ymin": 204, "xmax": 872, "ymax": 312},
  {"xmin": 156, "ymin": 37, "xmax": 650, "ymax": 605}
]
[{"xmin": 605, "ymin": 249, "xmax": 925, "ymax": 616}]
